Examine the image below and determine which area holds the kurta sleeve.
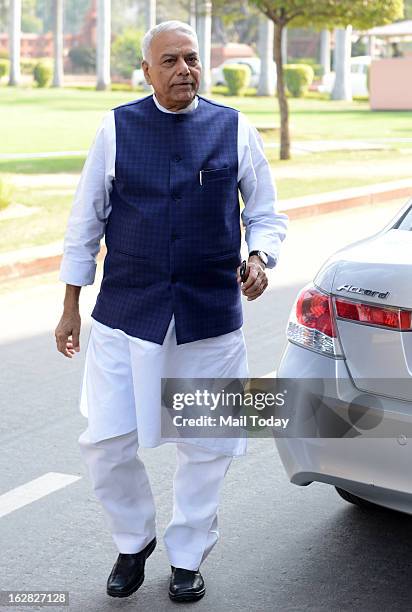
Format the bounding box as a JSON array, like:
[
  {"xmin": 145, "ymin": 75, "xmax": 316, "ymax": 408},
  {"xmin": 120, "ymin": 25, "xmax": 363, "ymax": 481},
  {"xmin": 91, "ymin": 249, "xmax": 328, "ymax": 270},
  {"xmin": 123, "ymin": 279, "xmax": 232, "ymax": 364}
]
[
  {"xmin": 59, "ymin": 111, "xmax": 115, "ymax": 286},
  {"xmin": 237, "ymin": 111, "xmax": 288, "ymax": 269}
]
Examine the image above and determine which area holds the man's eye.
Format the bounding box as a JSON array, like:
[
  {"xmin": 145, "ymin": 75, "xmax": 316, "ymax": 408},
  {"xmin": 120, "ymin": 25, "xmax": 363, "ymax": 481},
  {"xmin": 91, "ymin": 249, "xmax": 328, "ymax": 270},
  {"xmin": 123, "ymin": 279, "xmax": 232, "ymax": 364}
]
[
  {"xmin": 187, "ymin": 57, "xmax": 198, "ymax": 64},
  {"xmin": 164, "ymin": 58, "xmax": 175, "ymax": 64}
]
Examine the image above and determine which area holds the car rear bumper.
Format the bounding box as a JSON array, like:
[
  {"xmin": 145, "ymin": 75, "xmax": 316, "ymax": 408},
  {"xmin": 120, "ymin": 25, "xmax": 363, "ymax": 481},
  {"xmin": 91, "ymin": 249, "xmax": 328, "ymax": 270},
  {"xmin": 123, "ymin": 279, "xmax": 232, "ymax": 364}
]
[{"xmin": 276, "ymin": 342, "xmax": 412, "ymax": 514}]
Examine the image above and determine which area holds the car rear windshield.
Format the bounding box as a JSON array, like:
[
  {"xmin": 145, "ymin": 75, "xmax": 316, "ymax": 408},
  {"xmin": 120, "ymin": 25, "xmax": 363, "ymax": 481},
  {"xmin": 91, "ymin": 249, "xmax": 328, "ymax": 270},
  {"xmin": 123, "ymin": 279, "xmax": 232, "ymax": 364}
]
[{"xmin": 394, "ymin": 205, "xmax": 412, "ymax": 230}]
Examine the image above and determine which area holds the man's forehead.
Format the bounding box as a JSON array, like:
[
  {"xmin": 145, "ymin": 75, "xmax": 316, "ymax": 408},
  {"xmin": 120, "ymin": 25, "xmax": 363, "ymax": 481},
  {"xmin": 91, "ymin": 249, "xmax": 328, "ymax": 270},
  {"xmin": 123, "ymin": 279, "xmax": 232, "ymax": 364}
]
[
  {"xmin": 159, "ymin": 46, "xmax": 198, "ymax": 57},
  {"xmin": 151, "ymin": 31, "xmax": 198, "ymax": 56}
]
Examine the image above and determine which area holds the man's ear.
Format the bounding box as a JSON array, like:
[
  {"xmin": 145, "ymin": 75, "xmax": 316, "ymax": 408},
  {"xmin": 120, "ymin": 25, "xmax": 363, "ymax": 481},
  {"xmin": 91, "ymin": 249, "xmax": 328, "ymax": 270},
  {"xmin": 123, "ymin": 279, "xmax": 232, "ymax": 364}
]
[{"xmin": 141, "ymin": 60, "xmax": 152, "ymax": 85}]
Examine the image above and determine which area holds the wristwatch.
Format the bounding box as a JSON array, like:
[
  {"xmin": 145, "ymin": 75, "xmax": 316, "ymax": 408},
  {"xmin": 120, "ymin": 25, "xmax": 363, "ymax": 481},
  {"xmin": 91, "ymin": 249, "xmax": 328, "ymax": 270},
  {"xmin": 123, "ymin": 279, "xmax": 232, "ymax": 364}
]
[{"xmin": 249, "ymin": 250, "xmax": 268, "ymax": 267}]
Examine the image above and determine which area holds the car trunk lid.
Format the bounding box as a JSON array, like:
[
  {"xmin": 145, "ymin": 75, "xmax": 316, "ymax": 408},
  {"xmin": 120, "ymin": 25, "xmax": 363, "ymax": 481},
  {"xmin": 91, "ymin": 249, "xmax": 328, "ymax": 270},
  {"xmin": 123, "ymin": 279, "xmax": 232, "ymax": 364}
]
[{"xmin": 331, "ymin": 230, "xmax": 412, "ymax": 401}]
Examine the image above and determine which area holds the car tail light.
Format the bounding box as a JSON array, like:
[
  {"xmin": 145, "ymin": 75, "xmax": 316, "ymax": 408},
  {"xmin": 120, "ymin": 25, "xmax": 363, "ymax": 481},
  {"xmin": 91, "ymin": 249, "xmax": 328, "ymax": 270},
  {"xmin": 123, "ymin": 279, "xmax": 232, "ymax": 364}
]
[
  {"xmin": 335, "ymin": 298, "xmax": 412, "ymax": 331},
  {"xmin": 287, "ymin": 285, "xmax": 343, "ymax": 357}
]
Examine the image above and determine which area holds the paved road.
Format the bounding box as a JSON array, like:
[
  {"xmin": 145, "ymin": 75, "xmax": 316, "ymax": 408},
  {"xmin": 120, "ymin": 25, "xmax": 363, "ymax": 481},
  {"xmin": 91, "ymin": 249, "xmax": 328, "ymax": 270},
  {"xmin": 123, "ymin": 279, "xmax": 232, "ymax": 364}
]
[{"xmin": 1, "ymin": 199, "xmax": 410, "ymax": 612}]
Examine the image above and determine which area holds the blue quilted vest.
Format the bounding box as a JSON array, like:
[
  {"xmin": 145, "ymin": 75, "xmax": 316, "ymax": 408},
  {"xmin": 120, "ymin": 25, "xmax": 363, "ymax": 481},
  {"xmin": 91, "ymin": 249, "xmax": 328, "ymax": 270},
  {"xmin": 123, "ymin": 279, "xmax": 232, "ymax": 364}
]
[{"xmin": 91, "ymin": 94, "xmax": 242, "ymax": 344}]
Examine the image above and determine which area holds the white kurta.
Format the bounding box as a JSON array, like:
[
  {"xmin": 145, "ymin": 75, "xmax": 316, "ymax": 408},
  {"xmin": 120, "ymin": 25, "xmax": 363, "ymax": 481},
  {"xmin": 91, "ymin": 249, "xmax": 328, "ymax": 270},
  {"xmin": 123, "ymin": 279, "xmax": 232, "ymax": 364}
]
[
  {"xmin": 61, "ymin": 94, "xmax": 289, "ymax": 456},
  {"xmin": 80, "ymin": 315, "xmax": 249, "ymax": 455}
]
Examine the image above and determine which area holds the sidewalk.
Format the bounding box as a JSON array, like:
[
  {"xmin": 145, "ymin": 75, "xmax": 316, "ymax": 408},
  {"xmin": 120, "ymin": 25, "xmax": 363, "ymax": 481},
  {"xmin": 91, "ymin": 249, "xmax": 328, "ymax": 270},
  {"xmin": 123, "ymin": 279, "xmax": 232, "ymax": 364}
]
[{"xmin": 0, "ymin": 178, "xmax": 411, "ymax": 282}]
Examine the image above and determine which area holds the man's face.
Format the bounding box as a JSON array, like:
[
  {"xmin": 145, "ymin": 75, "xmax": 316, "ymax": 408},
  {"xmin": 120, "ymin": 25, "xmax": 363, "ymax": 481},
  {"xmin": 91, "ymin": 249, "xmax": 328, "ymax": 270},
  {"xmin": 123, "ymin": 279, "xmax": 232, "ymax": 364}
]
[{"xmin": 142, "ymin": 30, "xmax": 202, "ymax": 111}]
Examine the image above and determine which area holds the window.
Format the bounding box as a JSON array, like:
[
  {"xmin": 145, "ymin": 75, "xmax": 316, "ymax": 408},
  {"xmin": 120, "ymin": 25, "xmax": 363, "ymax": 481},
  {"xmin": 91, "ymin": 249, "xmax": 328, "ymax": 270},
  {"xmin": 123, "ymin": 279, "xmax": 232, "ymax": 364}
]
[{"xmin": 394, "ymin": 205, "xmax": 412, "ymax": 231}]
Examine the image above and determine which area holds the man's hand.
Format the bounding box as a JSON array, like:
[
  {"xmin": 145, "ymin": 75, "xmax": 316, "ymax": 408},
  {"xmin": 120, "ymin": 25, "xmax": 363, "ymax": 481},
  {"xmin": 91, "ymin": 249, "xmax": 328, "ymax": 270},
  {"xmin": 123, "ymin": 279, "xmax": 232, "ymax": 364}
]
[
  {"xmin": 236, "ymin": 255, "xmax": 268, "ymax": 301},
  {"xmin": 55, "ymin": 285, "xmax": 82, "ymax": 358}
]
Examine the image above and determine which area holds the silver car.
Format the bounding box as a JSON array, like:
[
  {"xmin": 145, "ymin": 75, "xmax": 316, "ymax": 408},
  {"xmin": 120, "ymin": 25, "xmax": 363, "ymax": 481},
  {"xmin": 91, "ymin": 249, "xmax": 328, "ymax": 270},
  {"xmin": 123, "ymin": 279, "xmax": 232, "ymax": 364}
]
[{"xmin": 276, "ymin": 200, "xmax": 412, "ymax": 513}]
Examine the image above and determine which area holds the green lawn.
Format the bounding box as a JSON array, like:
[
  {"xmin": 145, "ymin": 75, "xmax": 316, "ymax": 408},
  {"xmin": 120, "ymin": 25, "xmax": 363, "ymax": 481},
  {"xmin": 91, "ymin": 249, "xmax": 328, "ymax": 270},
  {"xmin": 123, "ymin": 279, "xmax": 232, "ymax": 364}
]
[
  {"xmin": 1, "ymin": 86, "xmax": 412, "ymax": 253},
  {"xmin": 1, "ymin": 87, "xmax": 412, "ymax": 154},
  {"xmin": 0, "ymin": 187, "xmax": 73, "ymax": 253}
]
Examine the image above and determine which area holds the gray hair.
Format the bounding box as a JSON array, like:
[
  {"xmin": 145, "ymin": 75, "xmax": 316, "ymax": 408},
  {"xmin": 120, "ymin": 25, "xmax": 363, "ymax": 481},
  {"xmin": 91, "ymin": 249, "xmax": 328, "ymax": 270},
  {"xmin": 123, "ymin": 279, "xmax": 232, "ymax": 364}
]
[{"xmin": 142, "ymin": 20, "xmax": 199, "ymax": 63}]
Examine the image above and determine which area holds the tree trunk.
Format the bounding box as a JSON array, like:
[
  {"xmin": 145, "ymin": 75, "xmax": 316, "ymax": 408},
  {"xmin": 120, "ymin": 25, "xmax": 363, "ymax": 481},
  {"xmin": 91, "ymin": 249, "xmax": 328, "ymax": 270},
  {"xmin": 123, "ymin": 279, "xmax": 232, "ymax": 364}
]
[
  {"xmin": 8, "ymin": 0, "xmax": 21, "ymax": 86},
  {"xmin": 145, "ymin": 0, "xmax": 156, "ymax": 32},
  {"xmin": 319, "ymin": 29, "xmax": 330, "ymax": 75},
  {"xmin": 257, "ymin": 16, "xmax": 275, "ymax": 96},
  {"xmin": 274, "ymin": 21, "xmax": 290, "ymax": 160},
  {"xmin": 198, "ymin": 0, "xmax": 211, "ymax": 95},
  {"xmin": 52, "ymin": 0, "xmax": 64, "ymax": 88},
  {"xmin": 96, "ymin": 0, "xmax": 111, "ymax": 91},
  {"xmin": 331, "ymin": 26, "xmax": 352, "ymax": 101}
]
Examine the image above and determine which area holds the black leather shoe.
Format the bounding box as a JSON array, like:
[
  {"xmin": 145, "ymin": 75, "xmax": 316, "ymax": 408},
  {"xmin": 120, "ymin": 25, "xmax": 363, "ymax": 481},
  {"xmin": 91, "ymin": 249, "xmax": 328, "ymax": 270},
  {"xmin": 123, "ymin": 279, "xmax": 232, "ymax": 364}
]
[
  {"xmin": 168, "ymin": 565, "xmax": 206, "ymax": 602},
  {"xmin": 106, "ymin": 537, "xmax": 156, "ymax": 598}
]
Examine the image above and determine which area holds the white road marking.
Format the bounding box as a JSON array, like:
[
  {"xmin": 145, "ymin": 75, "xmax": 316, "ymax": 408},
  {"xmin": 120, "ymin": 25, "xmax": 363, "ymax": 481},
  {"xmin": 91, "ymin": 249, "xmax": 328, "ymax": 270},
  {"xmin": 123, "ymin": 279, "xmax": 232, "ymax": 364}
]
[{"xmin": 0, "ymin": 472, "xmax": 81, "ymax": 519}]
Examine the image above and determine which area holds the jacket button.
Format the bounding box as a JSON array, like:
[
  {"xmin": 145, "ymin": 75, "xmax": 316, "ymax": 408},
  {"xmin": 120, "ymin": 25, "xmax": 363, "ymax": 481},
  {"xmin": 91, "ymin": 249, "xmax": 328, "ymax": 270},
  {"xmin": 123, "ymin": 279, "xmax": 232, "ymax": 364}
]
[
  {"xmin": 174, "ymin": 155, "xmax": 182, "ymax": 162},
  {"xmin": 173, "ymin": 195, "xmax": 181, "ymax": 201}
]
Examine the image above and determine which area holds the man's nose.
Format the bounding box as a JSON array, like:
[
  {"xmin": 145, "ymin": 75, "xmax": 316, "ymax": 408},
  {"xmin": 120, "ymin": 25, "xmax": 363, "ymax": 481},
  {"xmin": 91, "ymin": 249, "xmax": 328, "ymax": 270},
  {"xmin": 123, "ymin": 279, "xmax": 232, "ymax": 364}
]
[{"xmin": 176, "ymin": 58, "xmax": 190, "ymax": 75}]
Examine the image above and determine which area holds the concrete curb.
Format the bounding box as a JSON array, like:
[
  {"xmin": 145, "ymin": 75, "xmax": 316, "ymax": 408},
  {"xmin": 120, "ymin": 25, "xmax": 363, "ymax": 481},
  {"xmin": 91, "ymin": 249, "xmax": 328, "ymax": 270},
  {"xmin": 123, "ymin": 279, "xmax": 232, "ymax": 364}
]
[
  {"xmin": 280, "ymin": 178, "xmax": 412, "ymax": 220},
  {"xmin": 1, "ymin": 179, "xmax": 411, "ymax": 283}
]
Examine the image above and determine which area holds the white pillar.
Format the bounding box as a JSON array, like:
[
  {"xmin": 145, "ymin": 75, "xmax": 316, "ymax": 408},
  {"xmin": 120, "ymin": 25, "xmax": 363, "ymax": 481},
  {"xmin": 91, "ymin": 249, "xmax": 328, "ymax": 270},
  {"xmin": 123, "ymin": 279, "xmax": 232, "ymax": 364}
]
[
  {"xmin": 8, "ymin": 0, "xmax": 21, "ymax": 86},
  {"xmin": 145, "ymin": 0, "xmax": 156, "ymax": 32},
  {"xmin": 257, "ymin": 17, "xmax": 275, "ymax": 96},
  {"xmin": 96, "ymin": 0, "xmax": 111, "ymax": 91},
  {"xmin": 198, "ymin": 0, "xmax": 211, "ymax": 95},
  {"xmin": 331, "ymin": 26, "xmax": 352, "ymax": 101},
  {"xmin": 319, "ymin": 29, "xmax": 331, "ymax": 75},
  {"xmin": 52, "ymin": 0, "xmax": 64, "ymax": 87},
  {"xmin": 189, "ymin": 0, "xmax": 196, "ymax": 31}
]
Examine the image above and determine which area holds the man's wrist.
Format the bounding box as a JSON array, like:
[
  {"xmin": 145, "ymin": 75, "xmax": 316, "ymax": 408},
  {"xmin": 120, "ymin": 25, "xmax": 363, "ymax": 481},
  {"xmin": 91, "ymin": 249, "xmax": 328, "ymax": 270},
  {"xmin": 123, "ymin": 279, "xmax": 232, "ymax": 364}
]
[
  {"xmin": 63, "ymin": 284, "xmax": 81, "ymax": 310},
  {"xmin": 248, "ymin": 250, "xmax": 268, "ymax": 268}
]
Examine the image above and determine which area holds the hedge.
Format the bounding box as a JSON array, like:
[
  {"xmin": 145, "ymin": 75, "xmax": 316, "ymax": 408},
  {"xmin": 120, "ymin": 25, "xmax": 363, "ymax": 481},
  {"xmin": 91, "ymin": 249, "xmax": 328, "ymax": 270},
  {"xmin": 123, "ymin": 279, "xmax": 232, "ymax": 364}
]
[
  {"xmin": 222, "ymin": 64, "xmax": 251, "ymax": 96},
  {"xmin": 284, "ymin": 64, "xmax": 314, "ymax": 97}
]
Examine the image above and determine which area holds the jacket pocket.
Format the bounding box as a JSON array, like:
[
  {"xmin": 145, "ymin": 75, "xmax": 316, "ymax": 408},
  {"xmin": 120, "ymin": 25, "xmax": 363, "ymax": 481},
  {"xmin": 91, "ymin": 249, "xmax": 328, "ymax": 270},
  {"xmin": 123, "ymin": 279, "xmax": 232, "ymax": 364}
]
[
  {"xmin": 201, "ymin": 250, "xmax": 239, "ymax": 261},
  {"xmin": 114, "ymin": 249, "xmax": 148, "ymax": 261},
  {"xmin": 200, "ymin": 166, "xmax": 230, "ymax": 184}
]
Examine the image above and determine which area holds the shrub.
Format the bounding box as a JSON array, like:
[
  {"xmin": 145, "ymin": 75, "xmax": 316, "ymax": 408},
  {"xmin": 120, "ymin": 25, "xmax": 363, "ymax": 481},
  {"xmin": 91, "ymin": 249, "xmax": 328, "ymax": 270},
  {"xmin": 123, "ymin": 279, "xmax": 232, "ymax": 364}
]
[
  {"xmin": 291, "ymin": 57, "xmax": 323, "ymax": 78},
  {"xmin": 0, "ymin": 50, "xmax": 8, "ymax": 60},
  {"xmin": 21, "ymin": 58, "xmax": 39, "ymax": 75},
  {"xmin": 284, "ymin": 64, "xmax": 314, "ymax": 97},
  {"xmin": 111, "ymin": 28, "xmax": 143, "ymax": 79},
  {"xmin": 222, "ymin": 64, "xmax": 251, "ymax": 96},
  {"xmin": 0, "ymin": 59, "xmax": 8, "ymax": 79},
  {"xmin": 68, "ymin": 46, "xmax": 96, "ymax": 73},
  {"xmin": 33, "ymin": 61, "xmax": 52, "ymax": 87},
  {"xmin": 0, "ymin": 179, "xmax": 14, "ymax": 211}
]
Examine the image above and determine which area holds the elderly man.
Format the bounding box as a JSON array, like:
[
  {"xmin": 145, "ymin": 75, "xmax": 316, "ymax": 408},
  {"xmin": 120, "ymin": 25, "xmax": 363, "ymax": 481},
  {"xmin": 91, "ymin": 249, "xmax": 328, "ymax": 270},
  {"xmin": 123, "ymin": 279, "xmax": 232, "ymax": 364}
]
[{"xmin": 55, "ymin": 20, "xmax": 288, "ymax": 603}]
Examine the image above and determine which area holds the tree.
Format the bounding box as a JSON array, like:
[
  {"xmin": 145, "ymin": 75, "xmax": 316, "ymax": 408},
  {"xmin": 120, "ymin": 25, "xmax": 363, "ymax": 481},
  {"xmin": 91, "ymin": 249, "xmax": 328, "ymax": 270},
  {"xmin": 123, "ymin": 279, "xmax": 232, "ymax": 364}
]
[
  {"xmin": 64, "ymin": 0, "xmax": 90, "ymax": 34},
  {"xmin": 404, "ymin": 0, "xmax": 412, "ymax": 19},
  {"xmin": 0, "ymin": 0, "xmax": 7, "ymax": 33},
  {"xmin": 111, "ymin": 28, "xmax": 143, "ymax": 78},
  {"xmin": 21, "ymin": 0, "xmax": 42, "ymax": 33},
  {"xmin": 249, "ymin": 0, "xmax": 403, "ymax": 160},
  {"xmin": 52, "ymin": 0, "xmax": 64, "ymax": 87}
]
